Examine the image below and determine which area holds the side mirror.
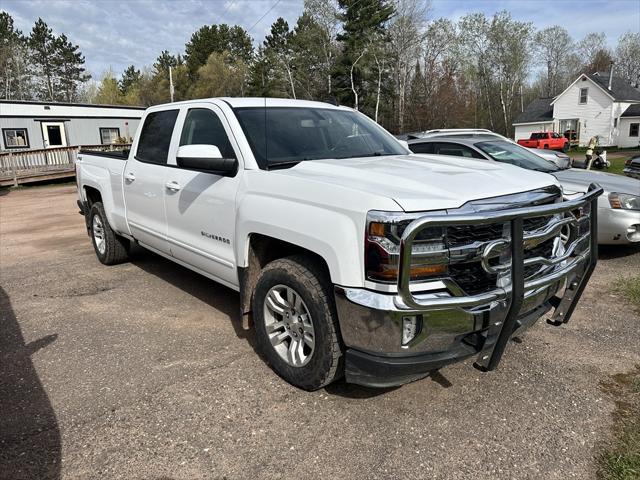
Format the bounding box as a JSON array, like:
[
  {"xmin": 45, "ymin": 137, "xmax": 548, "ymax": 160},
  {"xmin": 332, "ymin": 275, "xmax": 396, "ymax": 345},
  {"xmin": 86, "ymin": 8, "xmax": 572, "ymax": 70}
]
[{"xmin": 176, "ymin": 144, "xmax": 238, "ymax": 176}]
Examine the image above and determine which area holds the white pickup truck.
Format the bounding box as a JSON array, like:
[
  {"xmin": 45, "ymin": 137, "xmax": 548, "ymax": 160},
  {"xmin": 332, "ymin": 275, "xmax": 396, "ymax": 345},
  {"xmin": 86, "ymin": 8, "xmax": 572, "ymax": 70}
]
[{"xmin": 76, "ymin": 98, "xmax": 602, "ymax": 390}]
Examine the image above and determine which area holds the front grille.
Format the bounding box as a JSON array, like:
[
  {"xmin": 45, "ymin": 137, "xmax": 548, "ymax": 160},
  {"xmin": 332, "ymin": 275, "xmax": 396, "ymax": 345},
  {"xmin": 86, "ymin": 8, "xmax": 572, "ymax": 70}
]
[
  {"xmin": 447, "ymin": 219, "xmax": 557, "ymax": 296},
  {"xmin": 449, "ymin": 262, "xmax": 498, "ymax": 295},
  {"xmin": 447, "ymin": 223, "xmax": 505, "ymax": 247}
]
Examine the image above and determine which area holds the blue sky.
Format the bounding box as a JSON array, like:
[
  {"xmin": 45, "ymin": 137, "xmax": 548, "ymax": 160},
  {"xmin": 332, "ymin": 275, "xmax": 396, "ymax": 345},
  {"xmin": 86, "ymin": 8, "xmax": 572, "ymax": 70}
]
[{"xmin": 2, "ymin": 0, "xmax": 639, "ymax": 79}]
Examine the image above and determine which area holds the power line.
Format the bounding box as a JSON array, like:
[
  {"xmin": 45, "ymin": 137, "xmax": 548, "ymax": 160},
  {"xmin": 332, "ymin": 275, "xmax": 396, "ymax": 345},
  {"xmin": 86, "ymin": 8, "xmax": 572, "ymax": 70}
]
[
  {"xmin": 247, "ymin": 0, "xmax": 282, "ymax": 33},
  {"xmin": 219, "ymin": 0, "xmax": 235, "ymax": 22}
]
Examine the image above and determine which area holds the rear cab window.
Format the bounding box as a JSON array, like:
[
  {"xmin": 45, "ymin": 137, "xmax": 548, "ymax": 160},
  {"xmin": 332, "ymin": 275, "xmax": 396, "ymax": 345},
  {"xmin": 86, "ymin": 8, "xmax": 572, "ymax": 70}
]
[{"xmin": 135, "ymin": 109, "xmax": 179, "ymax": 165}]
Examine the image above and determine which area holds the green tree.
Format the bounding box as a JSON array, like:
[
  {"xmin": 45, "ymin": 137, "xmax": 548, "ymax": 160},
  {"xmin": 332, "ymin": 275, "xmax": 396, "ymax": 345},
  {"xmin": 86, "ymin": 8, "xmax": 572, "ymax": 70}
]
[
  {"xmin": 263, "ymin": 17, "xmax": 296, "ymax": 98},
  {"xmin": 94, "ymin": 69, "xmax": 123, "ymax": 104},
  {"xmin": 333, "ymin": 0, "xmax": 395, "ymax": 113},
  {"xmin": 0, "ymin": 11, "xmax": 29, "ymax": 100},
  {"xmin": 28, "ymin": 18, "xmax": 57, "ymax": 100},
  {"xmin": 119, "ymin": 65, "xmax": 141, "ymax": 95},
  {"xmin": 247, "ymin": 46, "xmax": 274, "ymax": 96},
  {"xmin": 191, "ymin": 51, "xmax": 248, "ymax": 98},
  {"xmin": 53, "ymin": 33, "xmax": 89, "ymax": 101},
  {"xmin": 184, "ymin": 24, "xmax": 253, "ymax": 77},
  {"xmin": 290, "ymin": 12, "xmax": 330, "ymax": 100},
  {"xmin": 153, "ymin": 50, "xmax": 180, "ymax": 75}
]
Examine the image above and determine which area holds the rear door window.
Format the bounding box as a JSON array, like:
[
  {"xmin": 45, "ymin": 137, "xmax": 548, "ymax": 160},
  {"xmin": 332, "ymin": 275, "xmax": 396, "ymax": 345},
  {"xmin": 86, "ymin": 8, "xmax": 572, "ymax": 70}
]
[
  {"xmin": 433, "ymin": 142, "xmax": 485, "ymax": 159},
  {"xmin": 409, "ymin": 142, "xmax": 434, "ymax": 154},
  {"xmin": 136, "ymin": 109, "xmax": 179, "ymax": 165}
]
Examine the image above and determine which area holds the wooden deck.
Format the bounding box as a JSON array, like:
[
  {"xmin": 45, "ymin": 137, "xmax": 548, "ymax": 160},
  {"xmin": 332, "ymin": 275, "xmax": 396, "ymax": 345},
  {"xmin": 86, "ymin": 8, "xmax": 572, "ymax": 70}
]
[
  {"xmin": 0, "ymin": 144, "xmax": 130, "ymax": 187},
  {"xmin": 0, "ymin": 166, "xmax": 76, "ymax": 187}
]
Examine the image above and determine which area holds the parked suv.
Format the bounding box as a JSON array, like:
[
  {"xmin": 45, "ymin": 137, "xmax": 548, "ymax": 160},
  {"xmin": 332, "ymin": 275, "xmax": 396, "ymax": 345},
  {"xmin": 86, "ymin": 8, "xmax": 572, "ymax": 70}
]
[{"xmin": 76, "ymin": 98, "xmax": 601, "ymax": 389}]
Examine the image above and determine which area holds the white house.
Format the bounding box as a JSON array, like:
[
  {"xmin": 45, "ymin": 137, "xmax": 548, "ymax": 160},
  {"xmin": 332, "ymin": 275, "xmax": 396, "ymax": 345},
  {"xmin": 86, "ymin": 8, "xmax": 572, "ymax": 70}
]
[
  {"xmin": 514, "ymin": 72, "xmax": 640, "ymax": 148},
  {"xmin": 0, "ymin": 100, "xmax": 145, "ymax": 151}
]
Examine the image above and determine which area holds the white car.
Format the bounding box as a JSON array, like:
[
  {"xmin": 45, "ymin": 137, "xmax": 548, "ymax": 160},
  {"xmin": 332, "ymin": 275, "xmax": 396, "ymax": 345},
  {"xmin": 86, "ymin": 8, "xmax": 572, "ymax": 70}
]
[
  {"xmin": 408, "ymin": 134, "xmax": 640, "ymax": 244},
  {"xmin": 75, "ymin": 98, "xmax": 601, "ymax": 389}
]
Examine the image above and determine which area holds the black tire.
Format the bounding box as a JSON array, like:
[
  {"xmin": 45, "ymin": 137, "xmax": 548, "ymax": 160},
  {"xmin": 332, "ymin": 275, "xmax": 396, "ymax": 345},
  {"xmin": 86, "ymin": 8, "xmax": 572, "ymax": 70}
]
[
  {"xmin": 89, "ymin": 202, "xmax": 129, "ymax": 265},
  {"xmin": 543, "ymin": 144, "xmax": 549, "ymax": 149},
  {"xmin": 252, "ymin": 255, "xmax": 344, "ymax": 391}
]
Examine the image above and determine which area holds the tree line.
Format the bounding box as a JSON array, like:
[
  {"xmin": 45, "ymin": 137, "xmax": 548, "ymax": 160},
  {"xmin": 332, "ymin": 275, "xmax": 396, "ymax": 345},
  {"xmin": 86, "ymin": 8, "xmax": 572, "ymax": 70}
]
[{"xmin": 1, "ymin": 2, "xmax": 639, "ymax": 136}]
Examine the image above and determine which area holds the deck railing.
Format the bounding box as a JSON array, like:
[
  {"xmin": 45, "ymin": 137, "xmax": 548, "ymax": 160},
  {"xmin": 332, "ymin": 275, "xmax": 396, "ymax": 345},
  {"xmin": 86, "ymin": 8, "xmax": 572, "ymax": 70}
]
[{"xmin": 0, "ymin": 144, "xmax": 131, "ymax": 186}]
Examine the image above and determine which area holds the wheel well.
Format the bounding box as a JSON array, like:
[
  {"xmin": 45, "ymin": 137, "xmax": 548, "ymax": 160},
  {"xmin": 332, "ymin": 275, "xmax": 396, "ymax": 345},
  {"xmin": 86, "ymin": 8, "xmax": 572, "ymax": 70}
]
[
  {"xmin": 84, "ymin": 186, "xmax": 102, "ymax": 207},
  {"xmin": 238, "ymin": 234, "xmax": 331, "ymax": 328}
]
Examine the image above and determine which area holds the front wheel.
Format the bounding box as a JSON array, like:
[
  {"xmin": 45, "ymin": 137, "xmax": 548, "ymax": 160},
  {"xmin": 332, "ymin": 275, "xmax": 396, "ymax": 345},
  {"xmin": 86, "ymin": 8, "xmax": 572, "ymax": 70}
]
[
  {"xmin": 89, "ymin": 202, "xmax": 129, "ymax": 265},
  {"xmin": 252, "ymin": 255, "xmax": 344, "ymax": 390}
]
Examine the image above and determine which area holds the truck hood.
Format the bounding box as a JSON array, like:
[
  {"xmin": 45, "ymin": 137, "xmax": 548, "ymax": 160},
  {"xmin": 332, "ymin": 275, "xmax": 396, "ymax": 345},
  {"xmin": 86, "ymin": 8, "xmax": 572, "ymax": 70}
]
[
  {"xmin": 275, "ymin": 154, "xmax": 558, "ymax": 211},
  {"xmin": 552, "ymin": 168, "xmax": 640, "ymax": 196}
]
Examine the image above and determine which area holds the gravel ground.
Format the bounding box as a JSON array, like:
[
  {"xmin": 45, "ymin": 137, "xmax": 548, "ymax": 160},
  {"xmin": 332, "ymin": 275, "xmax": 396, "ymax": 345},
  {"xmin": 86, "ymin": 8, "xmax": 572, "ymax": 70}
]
[{"xmin": 1, "ymin": 185, "xmax": 639, "ymax": 480}]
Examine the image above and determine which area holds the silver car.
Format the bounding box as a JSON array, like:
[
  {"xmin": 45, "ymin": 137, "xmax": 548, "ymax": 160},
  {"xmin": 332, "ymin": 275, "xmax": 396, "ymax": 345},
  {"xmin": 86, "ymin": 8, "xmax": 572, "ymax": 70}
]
[
  {"xmin": 528, "ymin": 147, "xmax": 572, "ymax": 169},
  {"xmin": 408, "ymin": 134, "xmax": 640, "ymax": 244}
]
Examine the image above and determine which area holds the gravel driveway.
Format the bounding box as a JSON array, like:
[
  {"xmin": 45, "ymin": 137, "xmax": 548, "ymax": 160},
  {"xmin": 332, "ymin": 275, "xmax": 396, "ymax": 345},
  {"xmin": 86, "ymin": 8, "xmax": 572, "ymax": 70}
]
[{"xmin": 1, "ymin": 185, "xmax": 639, "ymax": 480}]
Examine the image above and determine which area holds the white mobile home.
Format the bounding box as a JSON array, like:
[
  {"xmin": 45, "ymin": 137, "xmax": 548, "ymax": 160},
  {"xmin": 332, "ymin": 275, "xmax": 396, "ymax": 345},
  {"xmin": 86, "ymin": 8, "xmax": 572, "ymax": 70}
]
[
  {"xmin": 0, "ymin": 100, "xmax": 145, "ymax": 151},
  {"xmin": 514, "ymin": 72, "xmax": 640, "ymax": 148}
]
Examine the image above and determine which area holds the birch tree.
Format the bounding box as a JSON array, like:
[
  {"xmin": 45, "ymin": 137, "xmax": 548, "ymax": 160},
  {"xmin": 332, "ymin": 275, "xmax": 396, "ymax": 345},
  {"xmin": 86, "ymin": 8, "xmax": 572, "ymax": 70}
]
[
  {"xmin": 534, "ymin": 25, "xmax": 573, "ymax": 96},
  {"xmin": 388, "ymin": 0, "xmax": 429, "ymax": 131},
  {"xmin": 615, "ymin": 32, "xmax": 640, "ymax": 85}
]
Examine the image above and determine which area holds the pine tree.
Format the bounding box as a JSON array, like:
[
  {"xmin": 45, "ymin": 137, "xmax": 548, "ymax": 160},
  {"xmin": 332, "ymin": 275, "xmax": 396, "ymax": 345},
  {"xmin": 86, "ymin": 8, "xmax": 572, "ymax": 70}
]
[
  {"xmin": 28, "ymin": 18, "xmax": 57, "ymax": 100},
  {"xmin": 184, "ymin": 24, "xmax": 253, "ymax": 78},
  {"xmin": 332, "ymin": 0, "xmax": 395, "ymax": 112},
  {"xmin": 53, "ymin": 33, "xmax": 89, "ymax": 101},
  {"xmin": 119, "ymin": 65, "xmax": 141, "ymax": 95}
]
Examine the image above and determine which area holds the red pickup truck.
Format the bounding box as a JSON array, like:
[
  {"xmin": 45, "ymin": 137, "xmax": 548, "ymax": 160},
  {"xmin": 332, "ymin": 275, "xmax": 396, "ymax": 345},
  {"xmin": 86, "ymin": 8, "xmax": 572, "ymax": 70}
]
[{"xmin": 517, "ymin": 132, "xmax": 569, "ymax": 151}]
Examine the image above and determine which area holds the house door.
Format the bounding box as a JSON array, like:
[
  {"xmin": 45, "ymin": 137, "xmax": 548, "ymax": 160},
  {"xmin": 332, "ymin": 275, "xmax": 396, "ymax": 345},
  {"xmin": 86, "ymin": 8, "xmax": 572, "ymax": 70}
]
[{"xmin": 41, "ymin": 122, "xmax": 68, "ymax": 148}]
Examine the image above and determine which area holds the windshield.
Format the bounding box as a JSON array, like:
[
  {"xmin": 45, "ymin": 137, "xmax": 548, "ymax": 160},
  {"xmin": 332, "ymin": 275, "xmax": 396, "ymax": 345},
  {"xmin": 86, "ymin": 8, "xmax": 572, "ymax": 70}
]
[
  {"xmin": 234, "ymin": 107, "xmax": 407, "ymax": 169},
  {"xmin": 476, "ymin": 140, "xmax": 560, "ymax": 173}
]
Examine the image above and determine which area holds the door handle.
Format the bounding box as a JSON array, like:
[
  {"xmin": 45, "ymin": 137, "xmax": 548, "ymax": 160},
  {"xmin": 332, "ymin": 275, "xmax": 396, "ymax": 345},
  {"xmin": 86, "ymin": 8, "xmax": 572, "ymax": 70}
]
[
  {"xmin": 124, "ymin": 172, "xmax": 136, "ymax": 182},
  {"xmin": 165, "ymin": 180, "xmax": 181, "ymax": 192}
]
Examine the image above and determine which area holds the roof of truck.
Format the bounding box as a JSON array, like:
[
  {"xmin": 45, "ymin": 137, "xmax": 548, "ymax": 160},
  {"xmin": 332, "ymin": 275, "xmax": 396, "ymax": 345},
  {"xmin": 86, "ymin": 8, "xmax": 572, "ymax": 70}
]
[
  {"xmin": 220, "ymin": 97, "xmax": 345, "ymax": 109},
  {"xmin": 150, "ymin": 97, "xmax": 346, "ymax": 110}
]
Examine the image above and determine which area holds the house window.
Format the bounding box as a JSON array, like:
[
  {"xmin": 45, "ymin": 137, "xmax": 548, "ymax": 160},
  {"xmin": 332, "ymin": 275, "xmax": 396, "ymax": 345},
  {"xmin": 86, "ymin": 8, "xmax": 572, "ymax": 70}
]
[
  {"xmin": 614, "ymin": 118, "xmax": 618, "ymax": 128},
  {"xmin": 2, "ymin": 128, "xmax": 30, "ymax": 149},
  {"xmin": 630, "ymin": 123, "xmax": 639, "ymax": 137},
  {"xmin": 579, "ymin": 88, "xmax": 588, "ymax": 104},
  {"xmin": 99, "ymin": 127, "xmax": 121, "ymax": 145}
]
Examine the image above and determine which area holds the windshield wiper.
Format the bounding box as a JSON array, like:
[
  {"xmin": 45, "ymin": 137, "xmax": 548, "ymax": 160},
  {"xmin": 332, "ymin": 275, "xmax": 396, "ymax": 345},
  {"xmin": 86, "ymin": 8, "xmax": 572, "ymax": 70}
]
[{"xmin": 266, "ymin": 160, "xmax": 302, "ymax": 170}]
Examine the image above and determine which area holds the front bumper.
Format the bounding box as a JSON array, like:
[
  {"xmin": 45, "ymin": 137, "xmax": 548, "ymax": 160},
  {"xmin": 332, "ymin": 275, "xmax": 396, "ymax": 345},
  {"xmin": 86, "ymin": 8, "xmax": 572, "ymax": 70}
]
[
  {"xmin": 334, "ymin": 184, "xmax": 603, "ymax": 387},
  {"xmin": 598, "ymin": 207, "xmax": 640, "ymax": 244}
]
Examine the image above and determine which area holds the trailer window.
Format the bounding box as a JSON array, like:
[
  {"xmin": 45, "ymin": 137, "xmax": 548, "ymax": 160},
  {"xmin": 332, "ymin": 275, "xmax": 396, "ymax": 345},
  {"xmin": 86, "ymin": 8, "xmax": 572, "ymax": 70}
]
[
  {"xmin": 99, "ymin": 127, "xmax": 120, "ymax": 145},
  {"xmin": 2, "ymin": 128, "xmax": 29, "ymax": 149},
  {"xmin": 136, "ymin": 110, "xmax": 179, "ymax": 165},
  {"xmin": 630, "ymin": 123, "xmax": 639, "ymax": 137}
]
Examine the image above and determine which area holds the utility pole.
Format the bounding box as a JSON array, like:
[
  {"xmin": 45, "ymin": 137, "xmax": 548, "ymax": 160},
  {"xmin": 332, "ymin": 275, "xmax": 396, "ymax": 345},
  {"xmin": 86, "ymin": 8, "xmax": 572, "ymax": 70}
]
[
  {"xmin": 169, "ymin": 66, "xmax": 175, "ymax": 102},
  {"xmin": 520, "ymin": 84, "xmax": 524, "ymax": 112}
]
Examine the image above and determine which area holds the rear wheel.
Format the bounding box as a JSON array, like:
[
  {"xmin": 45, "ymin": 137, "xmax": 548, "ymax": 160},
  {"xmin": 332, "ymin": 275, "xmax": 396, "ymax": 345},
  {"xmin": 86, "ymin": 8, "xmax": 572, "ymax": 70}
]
[
  {"xmin": 89, "ymin": 202, "xmax": 129, "ymax": 265},
  {"xmin": 252, "ymin": 255, "xmax": 343, "ymax": 390},
  {"xmin": 543, "ymin": 144, "xmax": 549, "ymax": 149}
]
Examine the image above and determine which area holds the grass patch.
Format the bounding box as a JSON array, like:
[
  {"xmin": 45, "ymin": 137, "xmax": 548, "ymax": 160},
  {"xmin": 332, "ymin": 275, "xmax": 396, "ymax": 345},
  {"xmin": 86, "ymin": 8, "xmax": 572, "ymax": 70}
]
[
  {"xmin": 615, "ymin": 276, "xmax": 640, "ymax": 308},
  {"xmin": 598, "ymin": 367, "xmax": 640, "ymax": 480}
]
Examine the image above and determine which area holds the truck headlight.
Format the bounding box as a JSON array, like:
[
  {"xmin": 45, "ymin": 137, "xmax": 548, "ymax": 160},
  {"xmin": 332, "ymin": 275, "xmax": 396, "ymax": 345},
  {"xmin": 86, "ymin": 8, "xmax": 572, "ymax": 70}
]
[
  {"xmin": 609, "ymin": 193, "xmax": 640, "ymax": 211},
  {"xmin": 365, "ymin": 211, "xmax": 448, "ymax": 283}
]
